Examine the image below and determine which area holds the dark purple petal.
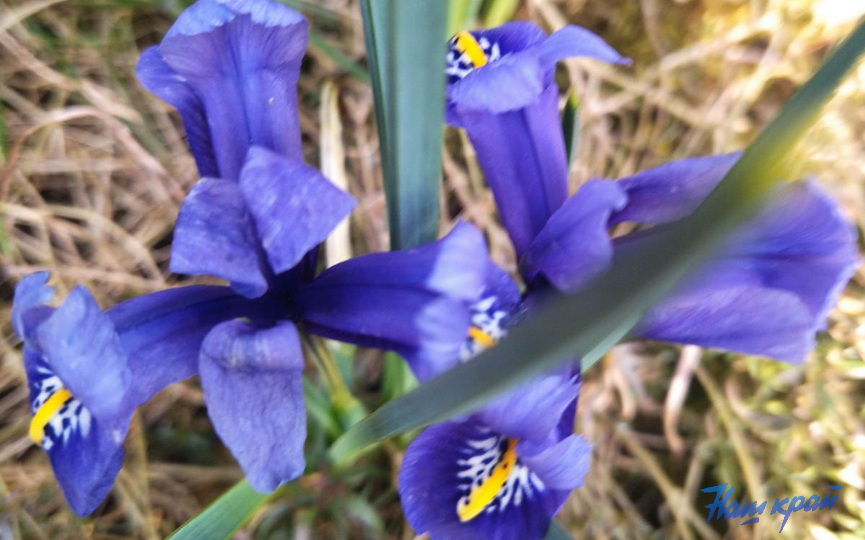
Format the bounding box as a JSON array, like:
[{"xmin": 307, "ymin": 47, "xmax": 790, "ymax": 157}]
[
  {"xmin": 296, "ymin": 222, "xmax": 487, "ymax": 380},
  {"xmin": 720, "ymin": 180, "xmax": 858, "ymax": 322},
  {"xmin": 200, "ymin": 320, "xmax": 305, "ymax": 492},
  {"xmin": 610, "ymin": 153, "xmax": 740, "ymax": 225},
  {"xmin": 457, "ymin": 86, "xmax": 569, "ymax": 255},
  {"xmin": 399, "ymin": 419, "xmax": 570, "ymax": 540},
  {"xmin": 521, "ymin": 179, "xmax": 627, "ymax": 291},
  {"xmin": 239, "ymin": 147, "xmax": 355, "ymax": 274},
  {"xmin": 634, "ymin": 180, "xmax": 857, "ymax": 362},
  {"xmin": 448, "ymin": 53, "xmax": 546, "ymax": 116},
  {"xmin": 476, "ymin": 366, "xmax": 579, "ymax": 443},
  {"xmin": 518, "ymin": 434, "xmax": 591, "ymax": 490},
  {"xmin": 139, "ymin": 0, "xmax": 307, "ymax": 181},
  {"xmin": 472, "ymin": 22, "xmax": 548, "ymax": 56},
  {"xmin": 635, "ymin": 286, "xmax": 814, "ymax": 362},
  {"xmin": 107, "ymin": 285, "xmax": 277, "ymax": 407},
  {"xmin": 11, "ymin": 271, "xmax": 53, "ymax": 339},
  {"xmin": 171, "ymin": 177, "xmax": 270, "ymax": 298},
  {"xmin": 34, "ymin": 287, "xmax": 131, "ymax": 421},
  {"xmin": 24, "ymin": 351, "xmax": 130, "ymax": 517},
  {"xmin": 135, "ymin": 48, "xmax": 218, "ymax": 177},
  {"xmin": 537, "ymin": 25, "xmax": 631, "ymax": 67}
]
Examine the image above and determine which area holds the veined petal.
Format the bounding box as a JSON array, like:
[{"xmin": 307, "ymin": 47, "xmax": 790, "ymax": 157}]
[
  {"xmin": 517, "ymin": 434, "xmax": 591, "ymax": 490},
  {"xmin": 448, "ymin": 53, "xmax": 546, "ymax": 116},
  {"xmin": 24, "ymin": 350, "xmax": 129, "ymax": 517},
  {"xmin": 610, "ymin": 153, "xmax": 740, "ymax": 225},
  {"xmin": 135, "ymin": 48, "xmax": 218, "ymax": 177},
  {"xmin": 138, "ymin": 0, "xmax": 307, "ymax": 181},
  {"xmin": 34, "ymin": 287, "xmax": 131, "ymax": 421},
  {"xmin": 399, "ymin": 418, "xmax": 571, "ymax": 540},
  {"xmin": 171, "ymin": 177, "xmax": 271, "ymax": 298},
  {"xmin": 199, "ymin": 320, "xmax": 306, "ymax": 492},
  {"xmin": 295, "ymin": 222, "xmax": 487, "ymax": 380},
  {"xmin": 107, "ymin": 285, "xmax": 278, "ymax": 407},
  {"xmin": 477, "ymin": 366, "xmax": 579, "ymax": 443},
  {"xmin": 239, "ymin": 147, "xmax": 355, "ymax": 274},
  {"xmin": 521, "ymin": 179, "xmax": 627, "ymax": 291},
  {"xmin": 458, "ymin": 86, "xmax": 569, "ymax": 255},
  {"xmin": 634, "ymin": 286, "xmax": 815, "ymax": 362},
  {"xmin": 633, "ymin": 180, "xmax": 858, "ymax": 363}
]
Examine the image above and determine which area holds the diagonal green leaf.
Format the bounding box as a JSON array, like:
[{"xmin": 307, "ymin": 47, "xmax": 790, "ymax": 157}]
[
  {"xmin": 360, "ymin": 0, "xmax": 447, "ymax": 249},
  {"xmin": 329, "ymin": 20, "xmax": 865, "ymax": 465},
  {"xmin": 544, "ymin": 520, "xmax": 575, "ymax": 540},
  {"xmin": 167, "ymin": 480, "xmax": 269, "ymax": 540},
  {"xmin": 561, "ymin": 91, "xmax": 580, "ymax": 169}
]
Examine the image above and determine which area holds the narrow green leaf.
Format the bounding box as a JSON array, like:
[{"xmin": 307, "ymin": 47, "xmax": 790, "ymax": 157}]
[
  {"xmin": 561, "ymin": 92, "xmax": 580, "ymax": 169},
  {"xmin": 329, "ymin": 20, "xmax": 865, "ymax": 464},
  {"xmin": 361, "ymin": 0, "xmax": 447, "ymax": 249},
  {"xmin": 308, "ymin": 31, "xmax": 370, "ymax": 82},
  {"xmin": 544, "ymin": 521, "xmax": 574, "ymax": 540},
  {"xmin": 167, "ymin": 480, "xmax": 269, "ymax": 540}
]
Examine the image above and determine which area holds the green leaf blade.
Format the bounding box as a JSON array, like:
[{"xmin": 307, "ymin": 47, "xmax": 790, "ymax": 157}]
[{"xmin": 167, "ymin": 480, "xmax": 269, "ymax": 540}]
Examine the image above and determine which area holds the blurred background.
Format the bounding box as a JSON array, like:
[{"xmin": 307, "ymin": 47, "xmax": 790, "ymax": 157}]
[{"xmin": 1, "ymin": 0, "xmax": 863, "ymax": 538}]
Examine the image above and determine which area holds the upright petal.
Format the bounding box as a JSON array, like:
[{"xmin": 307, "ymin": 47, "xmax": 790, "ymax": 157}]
[
  {"xmin": 633, "ymin": 180, "xmax": 858, "ymax": 362},
  {"xmin": 239, "ymin": 147, "xmax": 355, "ymax": 274},
  {"xmin": 521, "ymin": 179, "xmax": 627, "ymax": 291},
  {"xmin": 399, "ymin": 418, "xmax": 571, "ymax": 540},
  {"xmin": 294, "ymin": 222, "xmax": 487, "ymax": 379},
  {"xmin": 135, "ymin": 48, "xmax": 218, "ymax": 177},
  {"xmin": 137, "ymin": 0, "xmax": 308, "ymax": 181},
  {"xmin": 458, "ymin": 86, "xmax": 569, "ymax": 256},
  {"xmin": 171, "ymin": 177, "xmax": 271, "ymax": 298},
  {"xmin": 199, "ymin": 319, "xmax": 306, "ymax": 492}
]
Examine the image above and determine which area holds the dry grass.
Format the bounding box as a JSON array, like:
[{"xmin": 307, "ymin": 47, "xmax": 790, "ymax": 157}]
[{"xmin": 1, "ymin": 0, "xmax": 863, "ymax": 538}]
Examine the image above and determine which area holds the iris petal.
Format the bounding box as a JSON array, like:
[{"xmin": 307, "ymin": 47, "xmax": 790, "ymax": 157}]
[
  {"xmin": 171, "ymin": 177, "xmax": 271, "ymax": 298},
  {"xmin": 295, "ymin": 222, "xmax": 487, "ymax": 379},
  {"xmin": 610, "ymin": 153, "xmax": 740, "ymax": 225},
  {"xmin": 34, "ymin": 287, "xmax": 131, "ymax": 421},
  {"xmin": 635, "ymin": 180, "xmax": 858, "ymax": 362},
  {"xmin": 521, "ymin": 179, "xmax": 627, "ymax": 291},
  {"xmin": 199, "ymin": 319, "xmax": 306, "ymax": 492},
  {"xmin": 457, "ymin": 86, "xmax": 569, "ymax": 256},
  {"xmin": 137, "ymin": 0, "xmax": 307, "ymax": 181},
  {"xmin": 135, "ymin": 48, "xmax": 219, "ymax": 177},
  {"xmin": 239, "ymin": 147, "xmax": 356, "ymax": 274},
  {"xmin": 477, "ymin": 367, "xmax": 579, "ymax": 443},
  {"xmin": 107, "ymin": 285, "xmax": 276, "ymax": 407},
  {"xmin": 399, "ymin": 418, "xmax": 571, "ymax": 540}
]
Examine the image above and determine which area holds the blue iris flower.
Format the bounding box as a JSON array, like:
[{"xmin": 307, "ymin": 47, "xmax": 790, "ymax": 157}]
[
  {"xmin": 398, "ymin": 22, "xmax": 858, "ymax": 539},
  {"xmin": 12, "ymin": 0, "xmax": 492, "ymax": 516}
]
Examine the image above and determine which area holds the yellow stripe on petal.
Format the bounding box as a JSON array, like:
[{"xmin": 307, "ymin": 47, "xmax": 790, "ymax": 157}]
[
  {"xmin": 457, "ymin": 438, "xmax": 518, "ymax": 522},
  {"xmin": 454, "ymin": 31, "xmax": 488, "ymax": 68},
  {"xmin": 29, "ymin": 388, "xmax": 73, "ymax": 444},
  {"xmin": 468, "ymin": 326, "xmax": 497, "ymax": 349}
]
